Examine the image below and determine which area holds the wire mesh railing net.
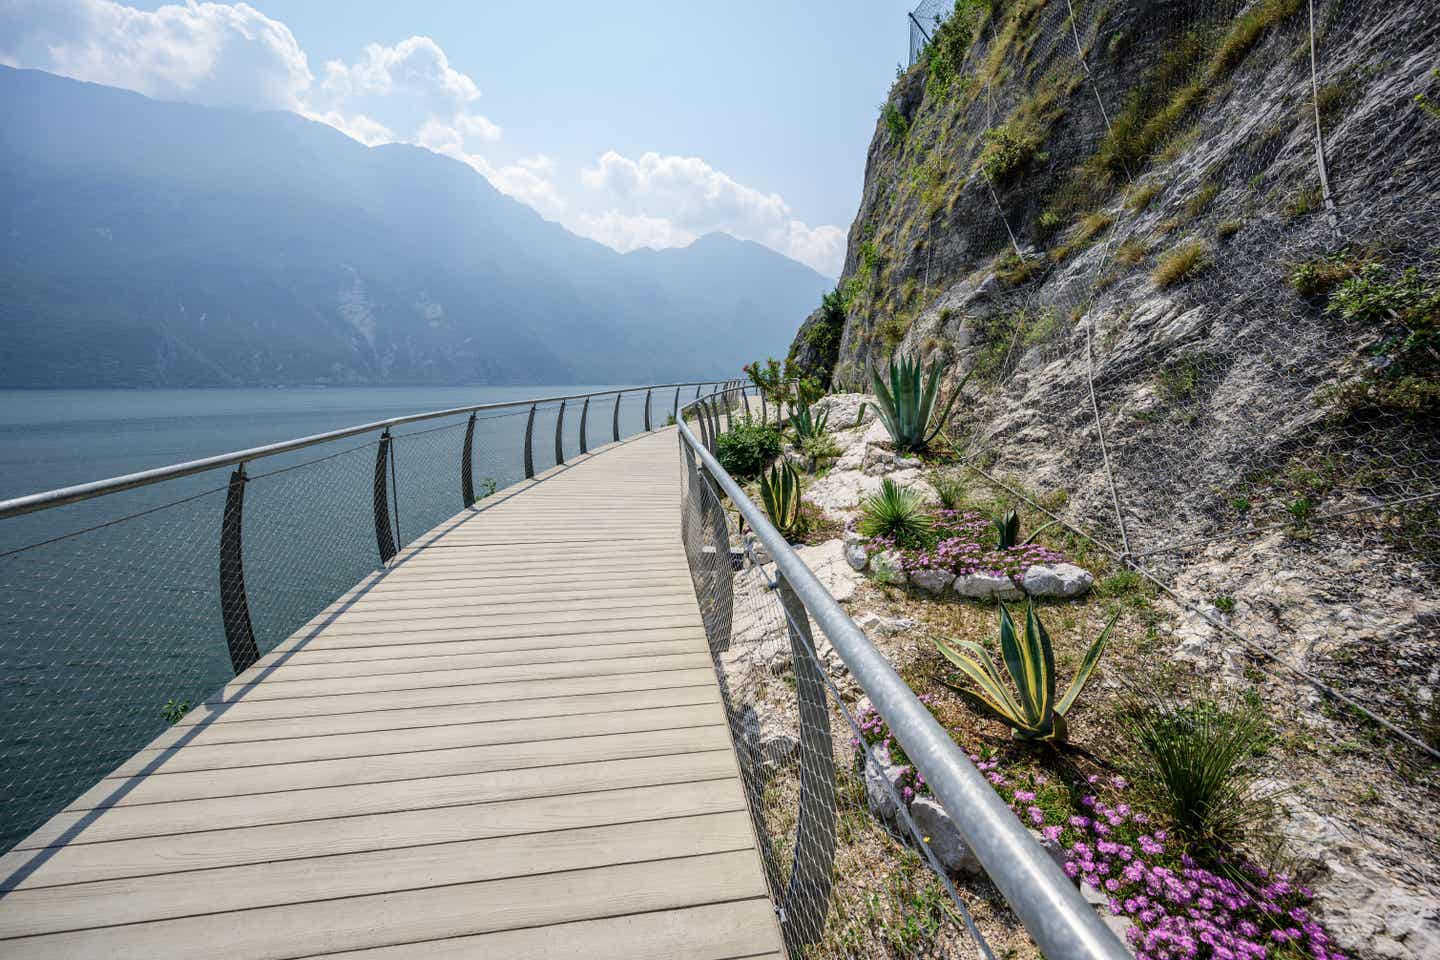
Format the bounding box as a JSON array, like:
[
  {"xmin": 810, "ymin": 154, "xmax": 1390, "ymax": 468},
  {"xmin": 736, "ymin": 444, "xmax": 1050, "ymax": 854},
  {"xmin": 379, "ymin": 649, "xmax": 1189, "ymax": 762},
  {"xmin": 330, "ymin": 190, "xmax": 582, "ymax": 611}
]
[
  {"xmin": 678, "ymin": 431, "xmax": 1007, "ymax": 960},
  {"xmin": 0, "ymin": 387, "xmax": 712, "ymax": 854}
]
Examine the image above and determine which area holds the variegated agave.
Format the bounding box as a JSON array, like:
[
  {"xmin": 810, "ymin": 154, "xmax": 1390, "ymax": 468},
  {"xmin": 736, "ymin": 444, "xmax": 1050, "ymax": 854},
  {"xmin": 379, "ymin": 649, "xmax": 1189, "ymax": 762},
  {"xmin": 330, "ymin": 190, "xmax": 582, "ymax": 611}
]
[
  {"xmin": 933, "ymin": 602, "xmax": 1118, "ymax": 742},
  {"xmin": 858, "ymin": 354, "xmax": 971, "ymax": 453},
  {"xmin": 994, "ymin": 508, "xmax": 1021, "ymax": 549},
  {"xmin": 758, "ymin": 460, "xmax": 803, "ymax": 538}
]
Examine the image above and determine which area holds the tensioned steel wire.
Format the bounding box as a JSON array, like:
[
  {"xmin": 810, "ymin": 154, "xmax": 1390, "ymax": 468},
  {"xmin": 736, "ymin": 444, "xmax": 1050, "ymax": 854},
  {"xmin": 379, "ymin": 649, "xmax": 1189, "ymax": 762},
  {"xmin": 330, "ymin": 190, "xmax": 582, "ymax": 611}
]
[{"xmin": 0, "ymin": 382, "xmax": 733, "ymax": 855}]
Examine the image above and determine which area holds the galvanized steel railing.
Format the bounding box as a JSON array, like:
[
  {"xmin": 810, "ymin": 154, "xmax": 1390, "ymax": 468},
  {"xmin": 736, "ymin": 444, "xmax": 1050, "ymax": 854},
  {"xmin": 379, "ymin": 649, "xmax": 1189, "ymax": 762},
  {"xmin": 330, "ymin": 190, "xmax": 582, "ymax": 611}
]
[{"xmin": 675, "ymin": 385, "xmax": 1128, "ymax": 960}]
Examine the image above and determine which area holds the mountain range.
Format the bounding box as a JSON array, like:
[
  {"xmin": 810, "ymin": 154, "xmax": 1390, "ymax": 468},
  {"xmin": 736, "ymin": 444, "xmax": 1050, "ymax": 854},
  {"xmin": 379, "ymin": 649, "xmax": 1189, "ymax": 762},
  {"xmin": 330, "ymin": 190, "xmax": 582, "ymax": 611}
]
[{"xmin": 0, "ymin": 66, "xmax": 831, "ymax": 387}]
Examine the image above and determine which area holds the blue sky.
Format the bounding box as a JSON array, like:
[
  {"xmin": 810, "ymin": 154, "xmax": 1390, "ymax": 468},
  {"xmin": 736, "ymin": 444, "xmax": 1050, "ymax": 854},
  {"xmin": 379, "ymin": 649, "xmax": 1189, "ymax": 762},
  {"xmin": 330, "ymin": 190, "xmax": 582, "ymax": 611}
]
[{"xmin": 1, "ymin": 0, "xmax": 913, "ymax": 275}]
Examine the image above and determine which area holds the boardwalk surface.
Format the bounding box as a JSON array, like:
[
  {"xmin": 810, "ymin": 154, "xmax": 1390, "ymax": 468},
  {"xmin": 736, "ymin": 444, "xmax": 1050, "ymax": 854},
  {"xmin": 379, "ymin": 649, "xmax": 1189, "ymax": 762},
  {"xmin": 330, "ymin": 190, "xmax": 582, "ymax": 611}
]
[{"xmin": 0, "ymin": 428, "xmax": 784, "ymax": 959}]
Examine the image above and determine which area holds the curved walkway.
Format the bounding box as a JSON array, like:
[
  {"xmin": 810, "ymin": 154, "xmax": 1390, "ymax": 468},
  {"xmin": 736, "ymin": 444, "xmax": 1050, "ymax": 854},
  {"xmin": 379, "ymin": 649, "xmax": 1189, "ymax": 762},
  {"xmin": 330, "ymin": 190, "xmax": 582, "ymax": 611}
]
[{"xmin": 0, "ymin": 428, "xmax": 783, "ymax": 960}]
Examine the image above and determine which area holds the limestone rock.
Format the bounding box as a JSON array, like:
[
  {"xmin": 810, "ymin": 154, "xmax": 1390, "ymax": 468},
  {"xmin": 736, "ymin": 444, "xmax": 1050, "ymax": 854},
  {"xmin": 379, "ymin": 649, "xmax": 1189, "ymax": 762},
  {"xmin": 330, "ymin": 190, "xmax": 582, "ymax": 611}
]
[
  {"xmin": 854, "ymin": 612, "xmax": 916, "ymax": 637},
  {"xmin": 869, "ymin": 550, "xmax": 908, "ymax": 585},
  {"xmin": 793, "ymin": 539, "xmax": 860, "ymax": 603},
  {"xmin": 844, "ymin": 539, "xmax": 868, "ymax": 571},
  {"xmin": 1021, "ymin": 562, "xmax": 1094, "ymax": 598},
  {"xmin": 953, "ymin": 571, "xmax": 1023, "ymax": 600},
  {"xmin": 911, "ymin": 796, "xmax": 982, "ymax": 877},
  {"xmin": 811, "ymin": 393, "xmax": 876, "ymax": 430},
  {"xmin": 910, "ymin": 567, "xmax": 953, "ymax": 596},
  {"xmin": 862, "ymin": 743, "xmax": 908, "ymax": 822}
]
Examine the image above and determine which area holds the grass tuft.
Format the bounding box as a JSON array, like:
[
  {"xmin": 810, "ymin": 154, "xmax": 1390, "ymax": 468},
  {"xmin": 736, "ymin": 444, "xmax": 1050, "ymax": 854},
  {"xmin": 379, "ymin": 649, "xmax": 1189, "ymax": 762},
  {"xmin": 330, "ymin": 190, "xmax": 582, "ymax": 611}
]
[{"xmin": 1153, "ymin": 241, "xmax": 1210, "ymax": 288}]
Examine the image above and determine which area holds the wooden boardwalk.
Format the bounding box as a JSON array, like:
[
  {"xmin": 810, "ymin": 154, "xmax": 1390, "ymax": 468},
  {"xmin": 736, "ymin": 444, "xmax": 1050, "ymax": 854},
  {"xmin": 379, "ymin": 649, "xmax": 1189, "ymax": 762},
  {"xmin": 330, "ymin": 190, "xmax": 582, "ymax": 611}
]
[{"xmin": 0, "ymin": 428, "xmax": 784, "ymax": 959}]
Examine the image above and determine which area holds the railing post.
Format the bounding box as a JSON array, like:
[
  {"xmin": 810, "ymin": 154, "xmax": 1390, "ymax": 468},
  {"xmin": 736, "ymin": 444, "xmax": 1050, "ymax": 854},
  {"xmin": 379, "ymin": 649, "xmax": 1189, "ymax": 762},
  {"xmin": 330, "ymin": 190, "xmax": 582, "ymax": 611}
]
[
  {"xmin": 672, "ymin": 387, "xmax": 680, "ymax": 425},
  {"xmin": 555, "ymin": 399, "xmax": 566, "ymax": 466},
  {"xmin": 644, "ymin": 389, "xmax": 653, "ymax": 431},
  {"xmin": 776, "ymin": 572, "xmax": 837, "ymax": 950},
  {"xmin": 460, "ymin": 412, "xmax": 476, "ymax": 507},
  {"xmin": 696, "ymin": 399, "xmax": 712, "ymax": 451},
  {"xmin": 523, "ymin": 404, "xmax": 536, "ymax": 479},
  {"xmin": 695, "ymin": 383, "xmax": 702, "ymax": 399},
  {"xmin": 579, "ymin": 396, "xmax": 590, "ymax": 454},
  {"xmin": 219, "ymin": 464, "xmax": 259, "ymax": 674},
  {"xmin": 373, "ymin": 430, "xmax": 397, "ymax": 564},
  {"xmin": 612, "ymin": 392, "xmax": 622, "ymax": 443},
  {"xmin": 709, "ymin": 396, "xmax": 723, "ymax": 447},
  {"xmin": 742, "ymin": 385, "xmax": 751, "ymax": 417}
]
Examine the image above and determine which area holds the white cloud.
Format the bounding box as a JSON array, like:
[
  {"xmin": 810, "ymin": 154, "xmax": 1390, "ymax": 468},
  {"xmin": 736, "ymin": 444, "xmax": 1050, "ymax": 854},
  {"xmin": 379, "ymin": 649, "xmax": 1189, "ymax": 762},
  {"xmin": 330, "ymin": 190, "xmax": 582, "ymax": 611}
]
[
  {"xmin": 573, "ymin": 212, "xmax": 695, "ymax": 253},
  {"xmin": 575, "ymin": 150, "xmax": 842, "ymax": 274},
  {"xmin": 0, "ymin": 2, "xmax": 839, "ymax": 272},
  {"xmin": 0, "ymin": 0, "xmax": 311, "ymax": 110}
]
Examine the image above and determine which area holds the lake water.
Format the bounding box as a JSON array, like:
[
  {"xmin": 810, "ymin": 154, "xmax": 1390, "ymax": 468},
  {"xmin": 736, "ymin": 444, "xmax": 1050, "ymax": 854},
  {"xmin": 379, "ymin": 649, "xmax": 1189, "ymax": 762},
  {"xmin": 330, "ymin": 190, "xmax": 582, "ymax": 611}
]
[{"xmin": 0, "ymin": 384, "xmax": 692, "ymax": 852}]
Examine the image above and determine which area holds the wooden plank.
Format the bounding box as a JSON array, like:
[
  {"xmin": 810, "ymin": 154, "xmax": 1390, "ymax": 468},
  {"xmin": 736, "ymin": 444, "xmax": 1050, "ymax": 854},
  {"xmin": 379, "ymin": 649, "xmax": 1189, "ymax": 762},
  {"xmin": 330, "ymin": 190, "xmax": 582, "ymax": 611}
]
[
  {"xmin": 11, "ymin": 750, "xmax": 739, "ymax": 852},
  {"xmin": 64, "ymin": 724, "xmax": 733, "ymax": 808},
  {"xmin": 179, "ymin": 668, "xmax": 719, "ymax": 725},
  {"xmin": 148, "ymin": 685, "xmax": 719, "ymax": 749},
  {"xmin": 267, "ymin": 629, "xmax": 707, "ymax": 665},
  {"xmin": 295, "ymin": 604, "xmax": 700, "ymax": 638},
  {"xmin": 112, "ymin": 702, "xmax": 725, "ymax": 777},
  {"xmin": 0, "ymin": 787, "xmax": 749, "ymax": 902},
  {"xmin": 215, "ymin": 652, "xmax": 715, "ymax": 703},
  {"xmin": 318, "ymin": 901, "xmax": 782, "ymax": 960},
  {"xmin": 0, "ymin": 848, "xmax": 770, "ymax": 960}
]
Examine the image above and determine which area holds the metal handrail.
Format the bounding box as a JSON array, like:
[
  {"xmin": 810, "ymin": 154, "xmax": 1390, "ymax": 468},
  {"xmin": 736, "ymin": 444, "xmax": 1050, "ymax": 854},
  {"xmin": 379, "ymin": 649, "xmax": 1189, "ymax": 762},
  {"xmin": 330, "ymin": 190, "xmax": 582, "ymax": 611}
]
[
  {"xmin": 0, "ymin": 379, "xmax": 739, "ymax": 519},
  {"xmin": 676, "ymin": 386, "xmax": 1129, "ymax": 960}
]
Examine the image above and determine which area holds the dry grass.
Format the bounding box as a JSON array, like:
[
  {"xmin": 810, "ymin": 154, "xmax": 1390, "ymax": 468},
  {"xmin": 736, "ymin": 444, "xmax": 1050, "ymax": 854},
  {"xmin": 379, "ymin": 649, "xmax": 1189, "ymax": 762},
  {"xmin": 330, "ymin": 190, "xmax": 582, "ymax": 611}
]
[
  {"xmin": 1153, "ymin": 240, "xmax": 1210, "ymax": 287},
  {"xmin": 1115, "ymin": 238, "xmax": 1149, "ymax": 265}
]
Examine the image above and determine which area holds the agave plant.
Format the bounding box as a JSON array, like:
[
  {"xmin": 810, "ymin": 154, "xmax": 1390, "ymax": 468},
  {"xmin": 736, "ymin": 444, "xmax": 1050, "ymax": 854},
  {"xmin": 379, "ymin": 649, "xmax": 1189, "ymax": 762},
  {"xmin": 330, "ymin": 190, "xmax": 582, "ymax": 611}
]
[
  {"xmin": 789, "ymin": 404, "xmax": 830, "ymax": 441},
  {"xmin": 859, "ymin": 355, "xmax": 971, "ymax": 453},
  {"xmin": 857, "ymin": 477, "xmax": 933, "ymax": 546},
  {"xmin": 933, "ymin": 602, "xmax": 1119, "ymax": 742},
  {"xmin": 993, "ymin": 508, "xmax": 1020, "ymax": 548},
  {"xmin": 758, "ymin": 460, "xmax": 803, "ymax": 538}
]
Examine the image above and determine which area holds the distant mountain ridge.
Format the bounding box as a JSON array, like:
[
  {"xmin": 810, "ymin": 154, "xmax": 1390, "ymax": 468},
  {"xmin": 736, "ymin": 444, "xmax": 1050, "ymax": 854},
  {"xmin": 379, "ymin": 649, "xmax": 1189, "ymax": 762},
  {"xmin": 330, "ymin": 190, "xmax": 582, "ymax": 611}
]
[{"xmin": 0, "ymin": 66, "xmax": 831, "ymax": 387}]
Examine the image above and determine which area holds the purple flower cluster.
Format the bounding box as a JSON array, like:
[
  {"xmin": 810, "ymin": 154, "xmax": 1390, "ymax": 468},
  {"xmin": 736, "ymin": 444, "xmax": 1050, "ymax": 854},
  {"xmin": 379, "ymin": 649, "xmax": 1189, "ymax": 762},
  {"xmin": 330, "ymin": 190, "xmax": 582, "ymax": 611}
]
[
  {"xmin": 851, "ymin": 698, "xmax": 934, "ymax": 803},
  {"xmin": 1000, "ymin": 773, "xmax": 1345, "ymax": 960},
  {"xmin": 863, "ymin": 508, "xmax": 1066, "ymax": 578}
]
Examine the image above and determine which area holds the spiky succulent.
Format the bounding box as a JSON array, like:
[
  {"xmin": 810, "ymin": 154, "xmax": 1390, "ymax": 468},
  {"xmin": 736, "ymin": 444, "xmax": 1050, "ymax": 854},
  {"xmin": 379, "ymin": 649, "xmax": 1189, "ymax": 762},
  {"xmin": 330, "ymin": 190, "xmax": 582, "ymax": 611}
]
[
  {"xmin": 934, "ymin": 602, "xmax": 1118, "ymax": 742},
  {"xmin": 857, "ymin": 477, "xmax": 933, "ymax": 547},
  {"xmin": 789, "ymin": 404, "xmax": 830, "ymax": 441},
  {"xmin": 758, "ymin": 460, "xmax": 803, "ymax": 538},
  {"xmin": 859, "ymin": 355, "xmax": 971, "ymax": 453},
  {"xmin": 994, "ymin": 508, "xmax": 1021, "ymax": 549}
]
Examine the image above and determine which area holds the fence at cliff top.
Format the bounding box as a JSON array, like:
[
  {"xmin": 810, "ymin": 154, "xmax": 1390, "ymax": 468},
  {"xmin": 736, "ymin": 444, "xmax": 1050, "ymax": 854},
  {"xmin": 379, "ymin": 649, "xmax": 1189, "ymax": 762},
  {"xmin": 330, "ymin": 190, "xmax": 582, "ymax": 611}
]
[
  {"xmin": 0, "ymin": 379, "xmax": 741, "ymax": 854},
  {"xmin": 676, "ymin": 384, "xmax": 1128, "ymax": 960},
  {"xmin": 869, "ymin": 0, "xmax": 1440, "ymax": 762}
]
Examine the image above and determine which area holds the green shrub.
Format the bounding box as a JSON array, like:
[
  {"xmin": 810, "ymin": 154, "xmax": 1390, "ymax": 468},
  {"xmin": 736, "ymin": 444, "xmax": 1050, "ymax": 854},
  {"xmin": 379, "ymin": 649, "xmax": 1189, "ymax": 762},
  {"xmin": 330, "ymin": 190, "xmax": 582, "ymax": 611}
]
[
  {"xmin": 715, "ymin": 416, "xmax": 782, "ymax": 479},
  {"xmin": 1120, "ymin": 692, "xmax": 1276, "ymax": 849},
  {"xmin": 881, "ymin": 101, "xmax": 909, "ymax": 145},
  {"xmin": 858, "ymin": 477, "xmax": 934, "ymax": 547},
  {"xmin": 800, "ymin": 432, "xmax": 842, "ymax": 469},
  {"xmin": 935, "ymin": 602, "xmax": 1119, "ymax": 742},
  {"xmin": 977, "ymin": 123, "xmax": 1046, "ymax": 184},
  {"xmin": 161, "ymin": 698, "xmax": 191, "ymax": 725}
]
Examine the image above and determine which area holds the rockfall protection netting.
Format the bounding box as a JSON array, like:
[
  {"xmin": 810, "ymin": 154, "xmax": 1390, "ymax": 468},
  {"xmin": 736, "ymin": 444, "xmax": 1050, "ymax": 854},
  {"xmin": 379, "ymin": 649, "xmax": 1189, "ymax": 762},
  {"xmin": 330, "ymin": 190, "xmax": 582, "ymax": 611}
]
[
  {"xmin": 0, "ymin": 386, "xmax": 713, "ymax": 854},
  {"xmin": 679, "ymin": 416, "xmax": 1012, "ymax": 960},
  {"xmin": 881, "ymin": 0, "xmax": 1440, "ymax": 759}
]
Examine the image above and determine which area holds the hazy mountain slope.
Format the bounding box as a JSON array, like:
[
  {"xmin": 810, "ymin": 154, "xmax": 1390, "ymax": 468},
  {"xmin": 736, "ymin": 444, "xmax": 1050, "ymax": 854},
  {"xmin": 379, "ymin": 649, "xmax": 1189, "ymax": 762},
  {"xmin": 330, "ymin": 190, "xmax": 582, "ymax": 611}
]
[{"xmin": 0, "ymin": 66, "xmax": 831, "ymax": 386}]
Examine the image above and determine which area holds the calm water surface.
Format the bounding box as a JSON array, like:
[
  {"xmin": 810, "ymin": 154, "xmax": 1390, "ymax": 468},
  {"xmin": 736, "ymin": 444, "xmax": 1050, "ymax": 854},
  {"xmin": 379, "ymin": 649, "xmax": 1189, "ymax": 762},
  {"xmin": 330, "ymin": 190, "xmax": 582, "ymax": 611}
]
[{"xmin": 0, "ymin": 384, "xmax": 679, "ymax": 852}]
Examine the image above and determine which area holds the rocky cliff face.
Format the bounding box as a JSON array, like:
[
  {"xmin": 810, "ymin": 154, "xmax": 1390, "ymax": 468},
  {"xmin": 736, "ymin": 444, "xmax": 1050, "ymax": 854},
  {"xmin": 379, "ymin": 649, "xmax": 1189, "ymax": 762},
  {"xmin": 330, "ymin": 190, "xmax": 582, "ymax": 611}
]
[{"xmin": 790, "ymin": 1, "xmax": 1440, "ymax": 955}]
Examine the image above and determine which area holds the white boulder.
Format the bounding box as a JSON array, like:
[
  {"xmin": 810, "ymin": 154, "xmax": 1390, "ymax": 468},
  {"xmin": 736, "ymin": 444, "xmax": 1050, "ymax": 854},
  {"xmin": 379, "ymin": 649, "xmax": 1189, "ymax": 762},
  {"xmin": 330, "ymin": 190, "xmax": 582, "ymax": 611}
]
[
  {"xmin": 869, "ymin": 550, "xmax": 908, "ymax": 585},
  {"xmin": 953, "ymin": 572, "xmax": 1023, "ymax": 600},
  {"xmin": 910, "ymin": 568, "xmax": 953, "ymax": 596},
  {"xmin": 911, "ymin": 796, "xmax": 983, "ymax": 877},
  {"xmin": 1021, "ymin": 562, "xmax": 1094, "ymax": 598}
]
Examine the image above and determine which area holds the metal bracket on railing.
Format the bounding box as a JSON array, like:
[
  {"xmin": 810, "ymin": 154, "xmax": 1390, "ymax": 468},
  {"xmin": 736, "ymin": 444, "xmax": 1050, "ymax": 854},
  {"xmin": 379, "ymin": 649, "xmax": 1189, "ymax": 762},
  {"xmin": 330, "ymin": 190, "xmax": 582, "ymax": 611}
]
[
  {"xmin": 555, "ymin": 399, "xmax": 566, "ymax": 466},
  {"xmin": 579, "ymin": 396, "xmax": 590, "ymax": 455},
  {"xmin": 523, "ymin": 404, "xmax": 537, "ymax": 479},
  {"xmin": 373, "ymin": 430, "xmax": 397, "ymax": 564},
  {"xmin": 219, "ymin": 463, "xmax": 259, "ymax": 675},
  {"xmin": 460, "ymin": 412, "xmax": 477, "ymax": 508},
  {"xmin": 644, "ymin": 389, "xmax": 652, "ymax": 431},
  {"xmin": 612, "ymin": 392, "xmax": 622, "ymax": 444}
]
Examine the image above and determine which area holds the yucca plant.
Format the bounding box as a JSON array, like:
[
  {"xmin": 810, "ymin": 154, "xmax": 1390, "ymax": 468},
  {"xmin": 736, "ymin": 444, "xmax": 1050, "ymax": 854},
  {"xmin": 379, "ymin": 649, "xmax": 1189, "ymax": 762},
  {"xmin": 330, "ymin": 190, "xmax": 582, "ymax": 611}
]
[
  {"xmin": 933, "ymin": 602, "xmax": 1119, "ymax": 742},
  {"xmin": 789, "ymin": 404, "xmax": 830, "ymax": 441},
  {"xmin": 932, "ymin": 472, "xmax": 968, "ymax": 511},
  {"xmin": 993, "ymin": 508, "xmax": 1020, "ymax": 548},
  {"xmin": 758, "ymin": 460, "xmax": 803, "ymax": 538},
  {"xmin": 860, "ymin": 355, "xmax": 971, "ymax": 453},
  {"xmin": 857, "ymin": 477, "xmax": 933, "ymax": 547},
  {"xmin": 1119, "ymin": 692, "xmax": 1277, "ymax": 850}
]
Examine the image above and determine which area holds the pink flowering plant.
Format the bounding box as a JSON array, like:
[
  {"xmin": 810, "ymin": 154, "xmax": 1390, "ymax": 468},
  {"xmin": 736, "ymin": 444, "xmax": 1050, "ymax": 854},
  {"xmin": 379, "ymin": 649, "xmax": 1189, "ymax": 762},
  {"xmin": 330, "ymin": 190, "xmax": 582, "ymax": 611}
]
[
  {"xmin": 850, "ymin": 700, "xmax": 1347, "ymax": 960},
  {"xmin": 862, "ymin": 508, "xmax": 1065, "ymax": 578}
]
